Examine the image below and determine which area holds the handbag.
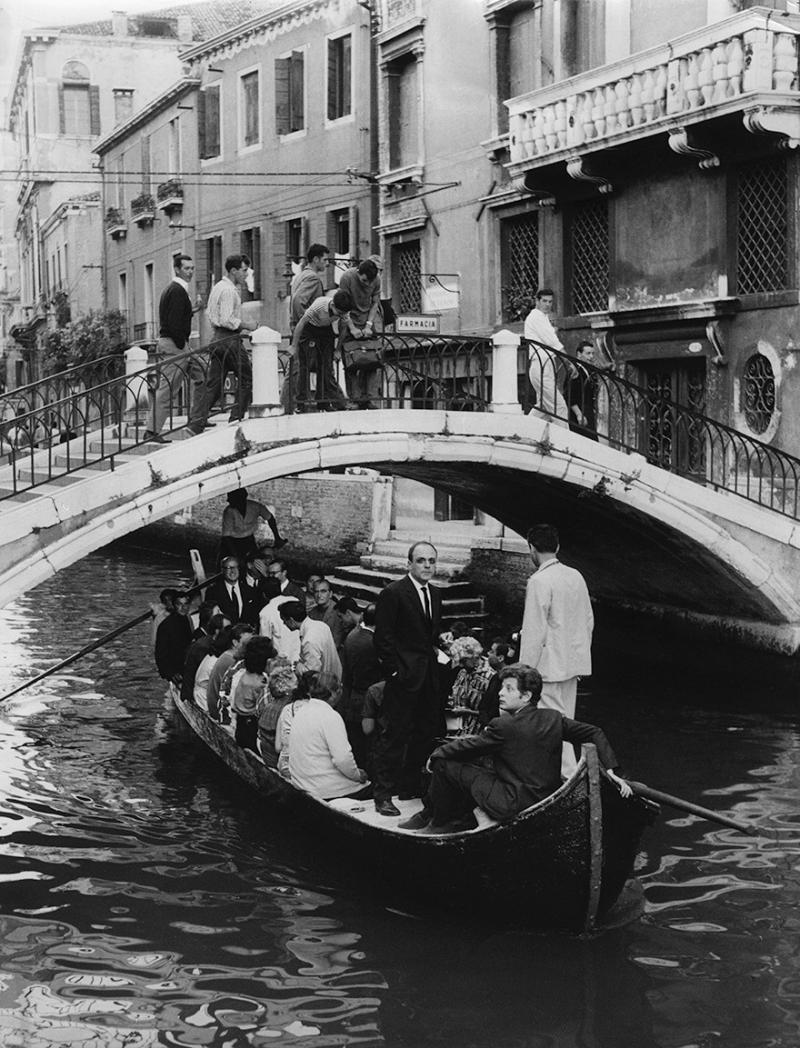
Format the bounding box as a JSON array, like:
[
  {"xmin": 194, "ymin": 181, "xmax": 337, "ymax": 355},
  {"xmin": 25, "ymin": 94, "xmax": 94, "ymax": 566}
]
[{"xmin": 344, "ymin": 343, "xmax": 382, "ymax": 371}]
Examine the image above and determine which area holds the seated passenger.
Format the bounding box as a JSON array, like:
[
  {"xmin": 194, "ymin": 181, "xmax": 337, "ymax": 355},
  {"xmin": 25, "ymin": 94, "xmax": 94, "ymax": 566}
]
[
  {"xmin": 360, "ymin": 678, "xmax": 386, "ymax": 779},
  {"xmin": 151, "ymin": 587, "xmax": 178, "ymax": 648},
  {"xmin": 182, "ymin": 611, "xmax": 231, "ymax": 704},
  {"xmin": 258, "ymin": 660, "xmax": 299, "ymax": 768},
  {"xmin": 226, "ymin": 636, "xmax": 275, "ymax": 752},
  {"xmin": 400, "ymin": 664, "xmax": 632, "ymax": 834},
  {"xmin": 275, "ymin": 671, "xmax": 313, "ymax": 779},
  {"xmin": 446, "ymin": 636, "xmax": 499, "ymax": 736},
  {"xmin": 206, "ymin": 623, "xmax": 255, "ymax": 721},
  {"xmin": 194, "ymin": 627, "xmax": 231, "ymax": 709},
  {"xmin": 278, "ymin": 673, "xmax": 370, "ymax": 801}
]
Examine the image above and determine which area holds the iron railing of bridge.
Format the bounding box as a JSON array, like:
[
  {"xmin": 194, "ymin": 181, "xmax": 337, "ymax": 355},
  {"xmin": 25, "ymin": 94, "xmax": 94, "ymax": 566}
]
[{"xmin": 1, "ymin": 331, "xmax": 798, "ymax": 520}]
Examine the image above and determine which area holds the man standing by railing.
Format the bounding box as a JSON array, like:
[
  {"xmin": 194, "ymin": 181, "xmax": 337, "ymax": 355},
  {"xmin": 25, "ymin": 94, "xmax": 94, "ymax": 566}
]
[
  {"xmin": 189, "ymin": 255, "xmax": 257, "ymax": 434},
  {"xmin": 144, "ymin": 253, "xmax": 196, "ymax": 443},
  {"xmin": 524, "ymin": 289, "xmax": 569, "ymax": 425}
]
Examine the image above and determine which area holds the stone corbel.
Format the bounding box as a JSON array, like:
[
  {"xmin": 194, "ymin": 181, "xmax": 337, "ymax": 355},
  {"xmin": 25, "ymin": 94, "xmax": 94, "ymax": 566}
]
[
  {"xmin": 706, "ymin": 320, "xmax": 726, "ymax": 367},
  {"xmin": 667, "ymin": 125, "xmax": 720, "ymax": 170},
  {"xmin": 743, "ymin": 106, "xmax": 800, "ymax": 149},
  {"xmin": 510, "ymin": 173, "xmax": 556, "ymax": 207},
  {"xmin": 566, "ymin": 156, "xmax": 613, "ymax": 195}
]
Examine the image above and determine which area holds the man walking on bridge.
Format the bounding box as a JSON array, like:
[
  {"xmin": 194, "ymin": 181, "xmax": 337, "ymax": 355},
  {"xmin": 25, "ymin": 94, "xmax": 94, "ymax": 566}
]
[
  {"xmin": 519, "ymin": 524, "xmax": 593, "ymax": 777},
  {"xmin": 523, "ymin": 289, "xmax": 569, "ymax": 425}
]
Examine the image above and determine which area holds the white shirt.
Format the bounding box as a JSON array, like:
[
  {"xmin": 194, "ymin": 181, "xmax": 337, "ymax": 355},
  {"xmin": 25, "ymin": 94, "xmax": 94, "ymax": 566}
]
[
  {"xmin": 285, "ymin": 698, "xmax": 362, "ymax": 798},
  {"xmin": 407, "ymin": 574, "xmax": 433, "ymax": 616},
  {"xmin": 260, "ymin": 594, "xmax": 301, "ymax": 663},
  {"xmin": 296, "ymin": 618, "xmax": 342, "ymax": 681},
  {"xmin": 206, "ymin": 274, "xmax": 242, "ymax": 331},
  {"xmin": 519, "ymin": 559, "xmax": 594, "ymax": 681},
  {"xmin": 193, "ymin": 653, "xmax": 217, "ymax": 707},
  {"xmin": 524, "ymin": 307, "xmax": 563, "ymax": 353}
]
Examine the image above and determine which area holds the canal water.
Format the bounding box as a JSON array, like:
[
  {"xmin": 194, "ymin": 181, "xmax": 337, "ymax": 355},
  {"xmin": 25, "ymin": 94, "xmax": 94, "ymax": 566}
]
[{"xmin": 0, "ymin": 544, "xmax": 798, "ymax": 1048}]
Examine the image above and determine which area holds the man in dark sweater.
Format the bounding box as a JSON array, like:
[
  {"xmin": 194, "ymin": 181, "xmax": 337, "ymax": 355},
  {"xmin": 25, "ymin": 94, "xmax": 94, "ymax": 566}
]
[
  {"xmin": 399, "ymin": 663, "xmax": 632, "ymax": 834},
  {"xmin": 145, "ymin": 253, "xmax": 197, "ymax": 443}
]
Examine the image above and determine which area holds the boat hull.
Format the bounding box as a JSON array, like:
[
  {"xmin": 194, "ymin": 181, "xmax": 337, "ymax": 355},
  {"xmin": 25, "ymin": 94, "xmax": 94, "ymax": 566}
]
[{"xmin": 170, "ymin": 690, "xmax": 656, "ymax": 931}]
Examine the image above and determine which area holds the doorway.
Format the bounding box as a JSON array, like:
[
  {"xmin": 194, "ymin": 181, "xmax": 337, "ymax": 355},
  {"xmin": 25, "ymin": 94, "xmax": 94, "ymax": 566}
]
[{"xmin": 634, "ymin": 357, "xmax": 707, "ymax": 479}]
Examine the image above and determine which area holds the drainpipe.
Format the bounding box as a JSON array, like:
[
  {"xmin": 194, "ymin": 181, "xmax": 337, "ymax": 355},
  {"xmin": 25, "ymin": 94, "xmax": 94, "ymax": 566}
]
[{"xmin": 98, "ymin": 158, "xmax": 108, "ymax": 312}]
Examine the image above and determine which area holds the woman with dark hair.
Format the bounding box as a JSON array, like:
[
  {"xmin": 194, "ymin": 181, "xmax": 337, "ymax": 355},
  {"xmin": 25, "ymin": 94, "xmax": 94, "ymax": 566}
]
[
  {"xmin": 220, "ymin": 487, "xmax": 287, "ymax": 563},
  {"xmin": 226, "ymin": 636, "xmax": 274, "ymax": 752}
]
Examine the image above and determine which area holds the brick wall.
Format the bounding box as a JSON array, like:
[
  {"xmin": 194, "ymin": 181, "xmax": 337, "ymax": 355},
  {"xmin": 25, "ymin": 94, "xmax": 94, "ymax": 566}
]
[
  {"xmin": 138, "ymin": 472, "xmax": 378, "ymax": 575},
  {"xmin": 465, "ymin": 548, "xmax": 531, "ymax": 626}
]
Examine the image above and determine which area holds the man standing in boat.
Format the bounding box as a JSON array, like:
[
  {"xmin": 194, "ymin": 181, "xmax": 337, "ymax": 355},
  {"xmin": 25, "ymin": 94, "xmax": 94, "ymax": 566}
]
[
  {"xmin": 372, "ymin": 541, "xmax": 442, "ymax": 817},
  {"xmin": 519, "ymin": 524, "xmax": 593, "ymax": 777},
  {"xmin": 400, "ymin": 664, "xmax": 631, "ymax": 834}
]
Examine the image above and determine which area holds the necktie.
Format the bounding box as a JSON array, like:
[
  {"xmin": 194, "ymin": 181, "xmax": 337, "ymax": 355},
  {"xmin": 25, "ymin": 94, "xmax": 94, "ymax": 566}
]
[
  {"xmin": 421, "ymin": 585, "xmax": 431, "ymax": 622},
  {"xmin": 230, "ymin": 585, "xmax": 240, "ymax": 618}
]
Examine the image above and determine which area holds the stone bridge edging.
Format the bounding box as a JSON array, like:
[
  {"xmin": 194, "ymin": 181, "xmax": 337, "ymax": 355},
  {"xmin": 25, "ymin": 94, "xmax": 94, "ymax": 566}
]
[{"xmin": 1, "ymin": 410, "xmax": 799, "ymax": 629}]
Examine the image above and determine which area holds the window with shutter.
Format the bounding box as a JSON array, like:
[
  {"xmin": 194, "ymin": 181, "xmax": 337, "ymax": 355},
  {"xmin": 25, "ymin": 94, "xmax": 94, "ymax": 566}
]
[
  {"xmin": 241, "ymin": 70, "xmax": 259, "ymax": 147},
  {"xmin": 62, "ymin": 85, "xmax": 91, "ymax": 135},
  {"xmin": 89, "ymin": 85, "xmax": 100, "ymax": 136},
  {"xmin": 201, "ymin": 84, "xmax": 221, "ymax": 159},
  {"xmin": 327, "ymin": 34, "xmax": 352, "ymax": 121},
  {"xmin": 141, "ymin": 134, "xmax": 151, "ymax": 192},
  {"xmin": 276, "ymin": 52, "xmax": 304, "ymax": 135},
  {"xmin": 239, "ymin": 227, "xmax": 262, "ymax": 299}
]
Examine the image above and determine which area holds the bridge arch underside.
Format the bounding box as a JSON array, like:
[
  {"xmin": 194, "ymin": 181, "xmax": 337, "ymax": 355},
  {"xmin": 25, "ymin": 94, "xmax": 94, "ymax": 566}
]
[{"xmin": 3, "ymin": 419, "xmax": 799, "ymax": 652}]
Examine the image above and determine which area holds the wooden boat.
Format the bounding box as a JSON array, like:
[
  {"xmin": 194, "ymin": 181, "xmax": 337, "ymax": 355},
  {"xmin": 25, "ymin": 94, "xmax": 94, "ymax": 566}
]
[{"xmin": 170, "ymin": 687, "xmax": 658, "ymax": 932}]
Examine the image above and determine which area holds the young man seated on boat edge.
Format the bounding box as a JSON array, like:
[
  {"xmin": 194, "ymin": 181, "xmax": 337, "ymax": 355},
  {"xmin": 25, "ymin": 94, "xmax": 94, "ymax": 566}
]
[
  {"xmin": 154, "ymin": 590, "xmax": 192, "ymax": 684},
  {"xmin": 222, "ymin": 636, "xmax": 275, "ymax": 752},
  {"xmin": 206, "ymin": 623, "xmax": 255, "ymax": 721},
  {"xmin": 399, "ymin": 664, "xmax": 632, "ymax": 835},
  {"xmin": 275, "ymin": 671, "xmax": 371, "ymax": 801}
]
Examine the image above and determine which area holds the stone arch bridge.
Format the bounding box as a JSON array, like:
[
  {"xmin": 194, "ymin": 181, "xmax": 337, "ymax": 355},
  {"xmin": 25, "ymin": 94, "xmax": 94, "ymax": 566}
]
[{"xmin": 2, "ymin": 408, "xmax": 800, "ymax": 654}]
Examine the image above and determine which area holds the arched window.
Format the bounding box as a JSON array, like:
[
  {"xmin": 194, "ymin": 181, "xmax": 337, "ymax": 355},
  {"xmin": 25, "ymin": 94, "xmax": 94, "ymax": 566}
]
[
  {"xmin": 741, "ymin": 352, "xmax": 776, "ymax": 435},
  {"xmin": 59, "ymin": 61, "xmax": 99, "ymax": 136},
  {"xmin": 62, "ymin": 60, "xmax": 90, "ymax": 81}
]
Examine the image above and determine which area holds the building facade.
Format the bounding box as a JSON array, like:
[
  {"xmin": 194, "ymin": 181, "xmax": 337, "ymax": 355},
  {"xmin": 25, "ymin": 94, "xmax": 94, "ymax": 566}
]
[{"xmin": 179, "ymin": 0, "xmax": 377, "ymax": 336}]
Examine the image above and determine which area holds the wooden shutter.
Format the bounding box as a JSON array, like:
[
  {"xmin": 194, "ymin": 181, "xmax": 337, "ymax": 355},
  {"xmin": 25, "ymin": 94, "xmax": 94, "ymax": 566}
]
[
  {"xmin": 290, "ymin": 51, "xmax": 304, "ymax": 132},
  {"xmin": 272, "ymin": 219, "xmax": 288, "ymax": 297},
  {"xmin": 252, "ymin": 227, "xmax": 262, "ymax": 298},
  {"xmin": 275, "ymin": 57, "xmax": 289, "ymax": 136},
  {"xmin": 58, "ymin": 85, "xmax": 66, "ymax": 134},
  {"xmin": 341, "ymin": 35, "xmax": 351, "ymax": 117},
  {"xmin": 89, "ymin": 85, "xmax": 101, "ymax": 136},
  {"xmin": 327, "ymin": 39, "xmax": 336, "ymax": 120},
  {"xmin": 349, "ymin": 205, "xmax": 359, "ymax": 259},
  {"xmin": 197, "ymin": 89, "xmax": 207, "ymax": 159},
  {"xmin": 194, "ymin": 238, "xmax": 208, "ymax": 300},
  {"xmin": 206, "ymin": 86, "xmax": 220, "ymax": 157},
  {"xmin": 141, "ymin": 134, "xmax": 150, "ymax": 192}
]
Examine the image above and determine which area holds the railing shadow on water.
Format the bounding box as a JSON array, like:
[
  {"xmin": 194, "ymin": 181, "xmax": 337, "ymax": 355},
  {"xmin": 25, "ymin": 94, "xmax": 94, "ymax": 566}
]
[{"xmin": 1, "ymin": 331, "xmax": 799, "ymax": 521}]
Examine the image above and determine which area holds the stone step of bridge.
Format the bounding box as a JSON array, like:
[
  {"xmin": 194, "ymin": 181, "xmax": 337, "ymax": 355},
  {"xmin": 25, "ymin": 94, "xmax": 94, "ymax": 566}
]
[{"xmin": 363, "ymin": 540, "xmax": 472, "ymax": 579}]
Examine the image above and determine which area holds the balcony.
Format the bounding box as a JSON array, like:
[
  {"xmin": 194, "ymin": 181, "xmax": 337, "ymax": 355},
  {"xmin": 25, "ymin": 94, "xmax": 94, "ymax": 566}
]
[
  {"xmin": 157, "ymin": 178, "xmax": 184, "ymax": 214},
  {"xmin": 131, "ymin": 192, "xmax": 156, "ymax": 226},
  {"xmin": 105, "ymin": 207, "xmax": 127, "ymax": 239},
  {"xmin": 505, "ymin": 8, "xmax": 800, "ymax": 192}
]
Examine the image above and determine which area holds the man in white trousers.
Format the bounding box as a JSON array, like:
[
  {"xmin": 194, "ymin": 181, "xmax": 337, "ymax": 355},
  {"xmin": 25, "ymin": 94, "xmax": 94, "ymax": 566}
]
[{"xmin": 519, "ymin": 523, "xmax": 593, "ymax": 777}]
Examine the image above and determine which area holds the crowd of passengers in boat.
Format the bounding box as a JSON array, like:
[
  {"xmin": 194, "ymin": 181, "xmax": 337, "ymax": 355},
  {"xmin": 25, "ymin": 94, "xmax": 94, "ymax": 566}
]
[{"xmin": 153, "ymin": 505, "xmax": 632, "ymax": 834}]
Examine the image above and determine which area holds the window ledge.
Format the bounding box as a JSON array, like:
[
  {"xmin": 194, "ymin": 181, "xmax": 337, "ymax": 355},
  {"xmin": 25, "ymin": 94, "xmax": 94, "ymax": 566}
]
[
  {"xmin": 277, "ymin": 128, "xmax": 307, "ymax": 142},
  {"xmin": 238, "ymin": 141, "xmax": 263, "ymax": 155},
  {"xmin": 378, "ymin": 163, "xmax": 424, "ymax": 189},
  {"xmin": 324, "ymin": 113, "xmax": 355, "ymax": 129}
]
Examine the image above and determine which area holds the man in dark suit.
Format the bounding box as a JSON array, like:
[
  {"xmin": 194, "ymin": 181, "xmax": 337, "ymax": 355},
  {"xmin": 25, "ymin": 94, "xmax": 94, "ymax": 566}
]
[
  {"xmin": 400, "ymin": 664, "xmax": 632, "ymax": 833},
  {"xmin": 340, "ymin": 602, "xmax": 382, "ymax": 767},
  {"xmin": 154, "ymin": 591, "xmax": 193, "ymax": 683},
  {"xmin": 265, "ymin": 558, "xmax": 306, "ymax": 604},
  {"xmin": 373, "ymin": 541, "xmax": 442, "ymax": 816},
  {"xmin": 205, "ymin": 556, "xmax": 260, "ymax": 628}
]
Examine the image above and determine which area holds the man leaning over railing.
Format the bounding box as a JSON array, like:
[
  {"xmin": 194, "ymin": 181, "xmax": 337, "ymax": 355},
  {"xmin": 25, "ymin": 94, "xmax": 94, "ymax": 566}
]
[{"xmin": 523, "ymin": 288, "xmax": 569, "ymax": 426}]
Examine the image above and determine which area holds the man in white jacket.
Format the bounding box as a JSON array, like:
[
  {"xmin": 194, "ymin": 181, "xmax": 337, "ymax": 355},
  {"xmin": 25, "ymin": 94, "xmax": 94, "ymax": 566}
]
[
  {"xmin": 519, "ymin": 523, "xmax": 593, "ymax": 776},
  {"xmin": 523, "ymin": 289, "xmax": 569, "ymax": 424}
]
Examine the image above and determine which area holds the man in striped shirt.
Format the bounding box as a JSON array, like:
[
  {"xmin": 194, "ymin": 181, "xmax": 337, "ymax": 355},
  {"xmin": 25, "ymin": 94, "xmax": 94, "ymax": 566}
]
[
  {"xmin": 190, "ymin": 254, "xmax": 257, "ymax": 433},
  {"xmin": 290, "ymin": 290, "xmax": 354, "ymax": 411}
]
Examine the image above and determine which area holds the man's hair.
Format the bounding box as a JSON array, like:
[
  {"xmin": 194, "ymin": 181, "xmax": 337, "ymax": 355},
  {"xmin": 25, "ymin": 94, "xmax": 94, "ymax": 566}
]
[
  {"xmin": 224, "ymin": 254, "xmax": 246, "ymax": 273},
  {"xmin": 357, "ymin": 259, "xmax": 378, "ymax": 281},
  {"xmin": 332, "ymin": 289, "xmax": 353, "ymax": 312},
  {"xmin": 408, "ymin": 540, "xmax": 437, "ymax": 562},
  {"xmin": 231, "ymin": 623, "xmax": 254, "ymax": 643},
  {"xmin": 208, "ymin": 612, "xmax": 229, "ymax": 635},
  {"xmin": 335, "ymin": 595, "xmax": 360, "ymax": 615},
  {"xmin": 500, "ymin": 663, "xmax": 543, "ymax": 699},
  {"xmin": 221, "ymin": 555, "xmax": 239, "ymax": 569},
  {"xmin": 243, "ymin": 635, "xmax": 274, "ymax": 673},
  {"xmin": 536, "ymin": 288, "xmax": 555, "ymax": 299},
  {"xmin": 159, "ymin": 587, "xmax": 178, "ymax": 604},
  {"xmin": 576, "ymin": 340, "xmax": 593, "ymax": 353},
  {"xmin": 212, "ymin": 628, "xmax": 232, "ymax": 656},
  {"xmin": 362, "ymin": 602, "xmax": 377, "ymax": 627},
  {"xmin": 269, "ymin": 558, "xmax": 287, "ymax": 574},
  {"xmin": 173, "ymin": 253, "xmax": 192, "ymax": 271},
  {"xmin": 526, "ymin": 524, "xmax": 559, "ymax": 552},
  {"xmin": 279, "ymin": 600, "xmax": 307, "ymax": 623},
  {"xmin": 197, "ymin": 601, "xmax": 217, "ymax": 630},
  {"xmin": 307, "ymin": 243, "xmax": 329, "ymax": 263}
]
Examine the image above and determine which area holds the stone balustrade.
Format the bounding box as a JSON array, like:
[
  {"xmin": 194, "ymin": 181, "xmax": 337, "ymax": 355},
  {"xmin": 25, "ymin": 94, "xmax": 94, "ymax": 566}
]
[{"xmin": 506, "ymin": 8, "xmax": 800, "ymax": 174}]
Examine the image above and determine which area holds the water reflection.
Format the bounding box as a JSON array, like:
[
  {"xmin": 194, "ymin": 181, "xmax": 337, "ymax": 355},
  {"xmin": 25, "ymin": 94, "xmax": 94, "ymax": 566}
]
[{"xmin": 0, "ymin": 546, "xmax": 798, "ymax": 1046}]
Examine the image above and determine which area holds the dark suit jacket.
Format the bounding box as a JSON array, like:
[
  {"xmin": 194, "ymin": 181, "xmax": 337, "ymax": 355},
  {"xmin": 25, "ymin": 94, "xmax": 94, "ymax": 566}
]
[
  {"xmin": 374, "ymin": 574, "xmax": 442, "ymax": 693},
  {"xmin": 155, "ymin": 612, "xmax": 193, "ymax": 681},
  {"xmin": 341, "ymin": 625, "xmax": 382, "ymax": 709},
  {"xmin": 205, "ymin": 578, "xmax": 261, "ymax": 628},
  {"xmin": 431, "ymin": 705, "xmax": 620, "ymax": 820},
  {"xmin": 280, "ymin": 580, "xmax": 306, "ymax": 604}
]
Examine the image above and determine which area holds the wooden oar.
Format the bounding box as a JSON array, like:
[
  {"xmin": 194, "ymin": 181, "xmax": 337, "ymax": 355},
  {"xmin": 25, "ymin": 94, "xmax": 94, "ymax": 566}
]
[
  {"xmin": 628, "ymin": 780, "xmax": 770, "ymax": 838},
  {"xmin": 0, "ymin": 569, "xmax": 222, "ymax": 704}
]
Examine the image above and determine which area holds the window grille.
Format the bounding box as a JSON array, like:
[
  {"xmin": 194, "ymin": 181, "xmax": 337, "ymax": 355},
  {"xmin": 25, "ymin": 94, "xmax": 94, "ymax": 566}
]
[
  {"xmin": 571, "ymin": 199, "xmax": 609, "ymax": 314},
  {"xmin": 737, "ymin": 158, "xmax": 788, "ymax": 294},
  {"xmin": 395, "ymin": 241, "xmax": 421, "ymax": 312},
  {"xmin": 741, "ymin": 353, "xmax": 775, "ymax": 434},
  {"xmin": 500, "ymin": 213, "xmax": 538, "ymax": 321}
]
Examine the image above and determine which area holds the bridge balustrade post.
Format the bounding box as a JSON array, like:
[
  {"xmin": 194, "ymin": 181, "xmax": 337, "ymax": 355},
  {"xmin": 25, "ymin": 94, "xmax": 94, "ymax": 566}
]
[
  {"xmin": 490, "ymin": 329, "xmax": 523, "ymax": 414},
  {"xmin": 249, "ymin": 326, "xmax": 284, "ymax": 417},
  {"xmin": 124, "ymin": 345, "xmax": 150, "ymax": 412}
]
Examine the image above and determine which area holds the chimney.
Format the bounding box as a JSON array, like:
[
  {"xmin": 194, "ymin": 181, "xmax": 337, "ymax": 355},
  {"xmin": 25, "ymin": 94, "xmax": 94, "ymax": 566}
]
[
  {"xmin": 112, "ymin": 11, "xmax": 128, "ymax": 37},
  {"xmin": 177, "ymin": 14, "xmax": 192, "ymax": 43}
]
